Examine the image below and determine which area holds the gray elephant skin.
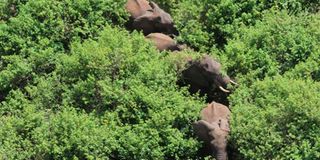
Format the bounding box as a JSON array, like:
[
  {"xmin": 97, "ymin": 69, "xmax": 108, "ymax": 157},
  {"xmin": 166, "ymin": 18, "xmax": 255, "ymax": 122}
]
[
  {"xmin": 179, "ymin": 55, "xmax": 237, "ymax": 104},
  {"xmin": 146, "ymin": 33, "xmax": 185, "ymax": 51},
  {"xmin": 193, "ymin": 102, "xmax": 231, "ymax": 160},
  {"xmin": 125, "ymin": 0, "xmax": 179, "ymax": 36}
]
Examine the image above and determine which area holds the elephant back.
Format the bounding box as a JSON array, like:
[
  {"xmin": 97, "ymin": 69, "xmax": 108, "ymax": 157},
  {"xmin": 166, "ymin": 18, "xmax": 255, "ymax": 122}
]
[
  {"xmin": 125, "ymin": 0, "xmax": 152, "ymax": 19},
  {"xmin": 146, "ymin": 33, "xmax": 180, "ymax": 51},
  {"xmin": 200, "ymin": 102, "xmax": 230, "ymax": 124}
]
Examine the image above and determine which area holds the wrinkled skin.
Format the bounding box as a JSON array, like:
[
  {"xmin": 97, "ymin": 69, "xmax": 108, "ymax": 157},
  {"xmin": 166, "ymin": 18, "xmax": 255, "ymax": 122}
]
[
  {"xmin": 193, "ymin": 102, "xmax": 230, "ymax": 160},
  {"xmin": 131, "ymin": 1, "xmax": 179, "ymax": 36},
  {"xmin": 146, "ymin": 33, "xmax": 186, "ymax": 51},
  {"xmin": 179, "ymin": 55, "xmax": 232, "ymax": 103}
]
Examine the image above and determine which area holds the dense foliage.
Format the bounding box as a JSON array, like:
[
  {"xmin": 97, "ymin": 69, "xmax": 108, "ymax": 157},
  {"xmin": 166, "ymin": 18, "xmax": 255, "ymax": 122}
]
[
  {"xmin": 171, "ymin": 0, "xmax": 320, "ymax": 51},
  {"xmin": 0, "ymin": 25, "xmax": 205, "ymax": 159},
  {"xmin": 1, "ymin": 0, "xmax": 320, "ymax": 159},
  {"xmin": 230, "ymin": 76, "xmax": 320, "ymax": 159},
  {"xmin": 0, "ymin": 0, "xmax": 128, "ymax": 57},
  {"xmin": 220, "ymin": 10, "xmax": 320, "ymax": 82}
]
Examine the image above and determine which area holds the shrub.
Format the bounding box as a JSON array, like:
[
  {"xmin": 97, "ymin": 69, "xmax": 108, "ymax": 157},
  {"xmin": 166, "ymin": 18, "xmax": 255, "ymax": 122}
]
[
  {"xmin": 172, "ymin": 1, "xmax": 211, "ymax": 52},
  {"xmin": 0, "ymin": 0, "xmax": 128, "ymax": 57},
  {"xmin": 0, "ymin": 96, "xmax": 118, "ymax": 159},
  {"xmin": 285, "ymin": 49, "xmax": 320, "ymax": 81},
  {"xmin": 0, "ymin": 0, "xmax": 29, "ymax": 21},
  {"xmin": 170, "ymin": 0, "xmax": 319, "ymax": 50},
  {"xmin": 0, "ymin": 25, "xmax": 205, "ymax": 159},
  {"xmin": 229, "ymin": 76, "xmax": 320, "ymax": 159},
  {"xmin": 2, "ymin": 0, "xmax": 320, "ymax": 159},
  {"xmin": 219, "ymin": 10, "xmax": 320, "ymax": 83},
  {"xmin": 153, "ymin": 0, "xmax": 182, "ymax": 12},
  {"xmin": 0, "ymin": 0, "xmax": 129, "ymax": 104}
]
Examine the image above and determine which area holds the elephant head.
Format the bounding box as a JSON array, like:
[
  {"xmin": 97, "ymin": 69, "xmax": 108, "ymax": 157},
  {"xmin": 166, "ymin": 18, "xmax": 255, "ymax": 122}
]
[
  {"xmin": 181, "ymin": 55, "xmax": 237, "ymax": 94},
  {"xmin": 198, "ymin": 55, "xmax": 239, "ymax": 93},
  {"xmin": 146, "ymin": 33, "xmax": 186, "ymax": 51},
  {"xmin": 193, "ymin": 102, "xmax": 231, "ymax": 160},
  {"xmin": 132, "ymin": 1, "xmax": 179, "ymax": 36}
]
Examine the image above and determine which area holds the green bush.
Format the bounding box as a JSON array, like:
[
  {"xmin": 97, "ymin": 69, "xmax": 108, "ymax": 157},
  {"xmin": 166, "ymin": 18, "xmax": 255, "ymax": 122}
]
[
  {"xmin": 1, "ymin": 0, "xmax": 320, "ymax": 159},
  {"xmin": 0, "ymin": 0, "xmax": 29, "ymax": 21},
  {"xmin": 172, "ymin": 1, "xmax": 211, "ymax": 52},
  {"xmin": 203, "ymin": 0, "xmax": 319, "ymax": 47},
  {"xmin": 153, "ymin": 0, "xmax": 182, "ymax": 12},
  {"xmin": 0, "ymin": 0, "xmax": 129, "ymax": 103},
  {"xmin": 0, "ymin": 99, "xmax": 118, "ymax": 159},
  {"xmin": 0, "ymin": 25, "xmax": 205, "ymax": 159},
  {"xmin": 0, "ymin": 0, "xmax": 128, "ymax": 57},
  {"xmin": 229, "ymin": 76, "xmax": 320, "ymax": 159},
  {"xmin": 219, "ymin": 10, "xmax": 320, "ymax": 83},
  {"xmin": 285, "ymin": 49, "xmax": 320, "ymax": 81},
  {"xmin": 169, "ymin": 0, "xmax": 319, "ymax": 50}
]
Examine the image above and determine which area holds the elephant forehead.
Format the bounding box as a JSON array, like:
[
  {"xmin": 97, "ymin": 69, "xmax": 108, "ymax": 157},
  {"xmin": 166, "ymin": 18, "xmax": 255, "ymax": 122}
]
[
  {"xmin": 200, "ymin": 56, "xmax": 221, "ymax": 73},
  {"xmin": 160, "ymin": 12, "xmax": 173, "ymax": 23}
]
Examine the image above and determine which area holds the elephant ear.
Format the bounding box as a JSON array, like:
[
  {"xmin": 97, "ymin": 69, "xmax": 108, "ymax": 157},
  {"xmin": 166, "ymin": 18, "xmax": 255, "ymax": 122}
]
[
  {"xmin": 193, "ymin": 120, "xmax": 215, "ymax": 142},
  {"xmin": 149, "ymin": 1, "xmax": 166, "ymax": 22},
  {"xmin": 149, "ymin": 1, "xmax": 160, "ymax": 11}
]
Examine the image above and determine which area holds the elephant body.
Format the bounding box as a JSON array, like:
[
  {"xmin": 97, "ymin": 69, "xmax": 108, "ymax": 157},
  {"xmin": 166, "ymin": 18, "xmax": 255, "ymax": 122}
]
[
  {"xmin": 193, "ymin": 102, "xmax": 231, "ymax": 160},
  {"xmin": 126, "ymin": 0, "xmax": 179, "ymax": 36},
  {"xmin": 146, "ymin": 33, "xmax": 185, "ymax": 51}
]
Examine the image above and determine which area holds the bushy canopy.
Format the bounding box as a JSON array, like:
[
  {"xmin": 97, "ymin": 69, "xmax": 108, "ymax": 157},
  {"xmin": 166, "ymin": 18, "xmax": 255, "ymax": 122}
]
[
  {"xmin": 220, "ymin": 10, "xmax": 320, "ymax": 82},
  {"xmin": 230, "ymin": 76, "xmax": 320, "ymax": 159},
  {"xmin": 0, "ymin": 0, "xmax": 128, "ymax": 57},
  {"xmin": 167, "ymin": 0, "xmax": 320, "ymax": 51},
  {"xmin": 0, "ymin": 25, "xmax": 206, "ymax": 159},
  {"xmin": 1, "ymin": 0, "xmax": 320, "ymax": 159}
]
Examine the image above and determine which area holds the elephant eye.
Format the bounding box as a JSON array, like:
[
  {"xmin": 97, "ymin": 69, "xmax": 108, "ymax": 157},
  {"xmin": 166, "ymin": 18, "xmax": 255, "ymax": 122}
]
[{"xmin": 204, "ymin": 64, "xmax": 209, "ymax": 69}]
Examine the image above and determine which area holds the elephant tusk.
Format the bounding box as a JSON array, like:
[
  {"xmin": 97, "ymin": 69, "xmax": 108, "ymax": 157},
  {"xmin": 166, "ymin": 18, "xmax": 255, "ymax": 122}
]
[
  {"xmin": 230, "ymin": 80, "xmax": 239, "ymax": 85},
  {"xmin": 168, "ymin": 34, "xmax": 176, "ymax": 39},
  {"xmin": 219, "ymin": 86, "xmax": 230, "ymax": 93}
]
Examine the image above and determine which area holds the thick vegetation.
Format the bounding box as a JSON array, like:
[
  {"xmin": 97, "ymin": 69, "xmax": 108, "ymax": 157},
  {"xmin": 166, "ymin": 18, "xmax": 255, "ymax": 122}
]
[
  {"xmin": 1, "ymin": 0, "xmax": 320, "ymax": 159},
  {"xmin": 172, "ymin": 0, "xmax": 320, "ymax": 51},
  {"xmin": 220, "ymin": 11, "xmax": 320, "ymax": 82},
  {"xmin": 230, "ymin": 76, "xmax": 320, "ymax": 159},
  {"xmin": 0, "ymin": 23, "xmax": 206, "ymax": 159}
]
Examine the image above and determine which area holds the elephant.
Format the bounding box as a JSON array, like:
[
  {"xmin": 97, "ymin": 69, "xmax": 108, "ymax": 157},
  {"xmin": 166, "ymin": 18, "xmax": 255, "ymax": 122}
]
[
  {"xmin": 146, "ymin": 33, "xmax": 186, "ymax": 51},
  {"xmin": 193, "ymin": 102, "xmax": 231, "ymax": 160},
  {"xmin": 179, "ymin": 55, "xmax": 237, "ymax": 94},
  {"xmin": 130, "ymin": 1, "xmax": 179, "ymax": 36}
]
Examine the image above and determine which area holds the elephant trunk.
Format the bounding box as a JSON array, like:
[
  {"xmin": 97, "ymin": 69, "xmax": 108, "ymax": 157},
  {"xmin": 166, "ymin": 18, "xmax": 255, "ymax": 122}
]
[{"xmin": 215, "ymin": 149, "xmax": 228, "ymax": 160}]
